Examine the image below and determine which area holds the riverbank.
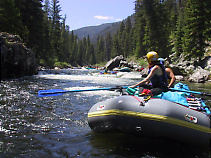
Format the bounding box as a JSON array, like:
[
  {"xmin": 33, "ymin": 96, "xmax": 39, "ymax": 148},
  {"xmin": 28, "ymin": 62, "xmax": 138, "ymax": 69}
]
[
  {"xmin": 99, "ymin": 54, "xmax": 211, "ymax": 83},
  {"xmin": 1, "ymin": 33, "xmax": 210, "ymax": 83},
  {"xmin": 1, "ymin": 33, "xmax": 38, "ymax": 79}
]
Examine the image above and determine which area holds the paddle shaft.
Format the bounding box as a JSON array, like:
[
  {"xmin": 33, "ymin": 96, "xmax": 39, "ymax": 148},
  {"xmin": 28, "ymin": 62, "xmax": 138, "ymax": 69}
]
[
  {"xmin": 38, "ymin": 86, "xmax": 128, "ymax": 97},
  {"xmin": 169, "ymin": 88, "xmax": 211, "ymax": 96}
]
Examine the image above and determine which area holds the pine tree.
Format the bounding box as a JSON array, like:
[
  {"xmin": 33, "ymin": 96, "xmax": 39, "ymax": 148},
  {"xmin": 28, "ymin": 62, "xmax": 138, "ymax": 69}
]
[
  {"xmin": 173, "ymin": 0, "xmax": 186, "ymax": 55},
  {"xmin": 50, "ymin": 0, "xmax": 62, "ymax": 62},
  {"xmin": 42, "ymin": 0, "xmax": 52, "ymax": 63},
  {"xmin": 105, "ymin": 32, "xmax": 112, "ymax": 61},
  {"xmin": 112, "ymin": 32, "xmax": 120, "ymax": 57},
  {"xmin": 19, "ymin": 0, "xmax": 44, "ymax": 51},
  {"xmin": 60, "ymin": 15, "xmax": 70, "ymax": 62},
  {"xmin": 85, "ymin": 35, "xmax": 91, "ymax": 65},
  {"xmin": 183, "ymin": 0, "xmax": 209, "ymax": 59},
  {"xmin": 134, "ymin": 0, "xmax": 147, "ymax": 57},
  {"xmin": 81, "ymin": 37, "xmax": 87, "ymax": 65},
  {"xmin": 77, "ymin": 40, "xmax": 84, "ymax": 66},
  {"xmin": 123, "ymin": 17, "xmax": 132, "ymax": 57},
  {"xmin": 89, "ymin": 43, "xmax": 96, "ymax": 65},
  {"xmin": 70, "ymin": 36, "xmax": 78, "ymax": 66},
  {"xmin": 118, "ymin": 22, "xmax": 125, "ymax": 56},
  {"xmin": 0, "ymin": 0, "xmax": 23, "ymax": 34},
  {"xmin": 96, "ymin": 36, "xmax": 105, "ymax": 62}
]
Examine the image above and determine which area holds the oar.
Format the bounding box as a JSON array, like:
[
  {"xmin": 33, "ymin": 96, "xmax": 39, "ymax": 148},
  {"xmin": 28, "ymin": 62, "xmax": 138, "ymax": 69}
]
[
  {"xmin": 169, "ymin": 88, "xmax": 211, "ymax": 96},
  {"xmin": 38, "ymin": 86, "xmax": 129, "ymax": 97}
]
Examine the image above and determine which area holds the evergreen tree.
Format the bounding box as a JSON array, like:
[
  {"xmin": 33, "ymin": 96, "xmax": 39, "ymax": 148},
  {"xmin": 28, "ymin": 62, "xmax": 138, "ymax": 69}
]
[
  {"xmin": 50, "ymin": 0, "xmax": 62, "ymax": 62},
  {"xmin": 81, "ymin": 37, "xmax": 87, "ymax": 65},
  {"xmin": 19, "ymin": 0, "xmax": 44, "ymax": 52},
  {"xmin": 105, "ymin": 32, "xmax": 112, "ymax": 61},
  {"xmin": 183, "ymin": 0, "xmax": 210, "ymax": 59},
  {"xmin": 70, "ymin": 35, "xmax": 78, "ymax": 66},
  {"xmin": 134, "ymin": 0, "xmax": 170, "ymax": 57},
  {"xmin": 118, "ymin": 22, "xmax": 125, "ymax": 55},
  {"xmin": 112, "ymin": 32, "xmax": 120, "ymax": 57},
  {"xmin": 85, "ymin": 35, "xmax": 91, "ymax": 65},
  {"xmin": 89, "ymin": 43, "xmax": 96, "ymax": 65},
  {"xmin": 134, "ymin": 0, "xmax": 147, "ymax": 57},
  {"xmin": 174, "ymin": 11, "xmax": 185, "ymax": 55},
  {"xmin": 77, "ymin": 40, "xmax": 84, "ymax": 66},
  {"xmin": 96, "ymin": 36, "xmax": 105, "ymax": 62},
  {"xmin": 123, "ymin": 17, "xmax": 133, "ymax": 57},
  {"xmin": 42, "ymin": 0, "xmax": 52, "ymax": 63},
  {"xmin": 204, "ymin": 0, "xmax": 211, "ymax": 41},
  {"xmin": 173, "ymin": 0, "xmax": 186, "ymax": 55},
  {"xmin": 0, "ymin": 0, "xmax": 23, "ymax": 35},
  {"xmin": 60, "ymin": 15, "xmax": 70, "ymax": 62}
]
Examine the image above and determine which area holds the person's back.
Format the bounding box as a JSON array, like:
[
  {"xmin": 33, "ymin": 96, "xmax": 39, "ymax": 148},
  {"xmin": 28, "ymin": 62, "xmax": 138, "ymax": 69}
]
[
  {"xmin": 130, "ymin": 51, "xmax": 168, "ymax": 96},
  {"xmin": 148, "ymin": 62, "xmax": 168, "ymax": 88},
  {"xmin": 158, "ymin": 58, "xmax": 176, "ymax": 88}
]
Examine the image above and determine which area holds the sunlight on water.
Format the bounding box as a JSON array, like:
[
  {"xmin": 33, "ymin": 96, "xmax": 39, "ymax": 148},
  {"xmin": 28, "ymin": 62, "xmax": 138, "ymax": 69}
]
[
  {"xmin": 38, "ymin": 74, "xmax": 135, "ymax": 87},
  {"xmin": 0, "ymin": 69, "xmax": 210, "ymax": 157}
]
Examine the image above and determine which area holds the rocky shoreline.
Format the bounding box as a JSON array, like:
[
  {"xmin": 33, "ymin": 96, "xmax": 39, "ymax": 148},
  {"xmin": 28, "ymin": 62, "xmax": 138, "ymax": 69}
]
[
  {"xmin": 1, "ymin": 33, "xmax": 38, "ymax": 79},
  {"xmin": 103, "ymin": 54, "xmax": 211, "ymax": 83},
  {"xmin": 1, "ymin": 33, "xmax": 210, "ymax": 83}
]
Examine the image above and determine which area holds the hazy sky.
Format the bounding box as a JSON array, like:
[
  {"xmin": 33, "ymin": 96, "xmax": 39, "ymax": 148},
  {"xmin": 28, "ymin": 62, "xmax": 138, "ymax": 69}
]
[{"xmin": 59, "ymin": 0, "xmax": 135, "ymax": 30}]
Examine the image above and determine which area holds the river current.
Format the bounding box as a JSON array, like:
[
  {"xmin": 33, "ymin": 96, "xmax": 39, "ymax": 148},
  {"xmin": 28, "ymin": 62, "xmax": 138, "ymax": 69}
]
[{"xmin": 0, "ymin": 69, "xmax": 210, "ymax": 157}]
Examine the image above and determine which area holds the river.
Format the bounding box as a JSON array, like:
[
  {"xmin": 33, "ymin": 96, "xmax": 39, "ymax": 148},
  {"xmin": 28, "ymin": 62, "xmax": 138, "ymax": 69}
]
[{"xmin": 0, "ymin": 69, "xmax": 210, "ymax": 158}]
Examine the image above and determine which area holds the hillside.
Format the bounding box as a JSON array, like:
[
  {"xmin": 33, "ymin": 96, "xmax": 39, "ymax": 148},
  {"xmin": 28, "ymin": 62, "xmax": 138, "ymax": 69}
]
[
  {"xmin": 73, "ymin": 14, "xmax": 135, "ymax": 43},
  {"xmin": 73, "ymin": 22, "xmax": 119, "ymax": 42}
]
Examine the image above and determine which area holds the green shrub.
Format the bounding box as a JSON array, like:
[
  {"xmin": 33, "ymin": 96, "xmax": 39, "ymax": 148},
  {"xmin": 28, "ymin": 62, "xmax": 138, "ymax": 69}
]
[{"xmin": 54, "ymin": 61, "xmax": 69, "ymax": 68}]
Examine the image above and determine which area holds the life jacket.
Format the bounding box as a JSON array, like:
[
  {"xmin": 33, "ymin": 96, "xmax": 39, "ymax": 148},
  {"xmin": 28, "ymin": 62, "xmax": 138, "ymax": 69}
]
[{"xmin": 148, "ymin": 63, "xmax": 168, "ymax": 88}]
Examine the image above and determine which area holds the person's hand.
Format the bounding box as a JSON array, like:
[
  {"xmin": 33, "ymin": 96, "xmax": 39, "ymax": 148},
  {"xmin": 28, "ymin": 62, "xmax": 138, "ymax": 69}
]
[
  {"xmin": 129, "ymin": 85, "xmax": 136, "ymax": 88},
  {"xmin": 168, "ymin": 84, "xmax": 173, "ymax": 88}
]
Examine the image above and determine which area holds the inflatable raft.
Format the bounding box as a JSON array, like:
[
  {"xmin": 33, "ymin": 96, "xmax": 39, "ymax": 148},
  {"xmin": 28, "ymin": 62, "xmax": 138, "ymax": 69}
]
[{"xmin": 88, "ymin": 87, "xmax": 211, "ymax": 145}]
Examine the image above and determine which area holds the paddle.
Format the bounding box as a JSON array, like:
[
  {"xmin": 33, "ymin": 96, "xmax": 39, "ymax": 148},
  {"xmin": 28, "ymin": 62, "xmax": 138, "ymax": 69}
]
[
  {"xmin": 169, "ymin": 88, "xmax": 211, "ymax": 96},
  {"xmin": 38, "ymin": 86, "xmax": 129, "ymax": 97}
]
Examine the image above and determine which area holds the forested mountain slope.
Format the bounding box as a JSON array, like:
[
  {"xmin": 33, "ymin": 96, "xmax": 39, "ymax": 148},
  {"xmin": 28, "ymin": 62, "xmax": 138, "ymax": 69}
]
[{"xmin": 73, "ymin": 15, "xmax": 135, "ymax": 43}]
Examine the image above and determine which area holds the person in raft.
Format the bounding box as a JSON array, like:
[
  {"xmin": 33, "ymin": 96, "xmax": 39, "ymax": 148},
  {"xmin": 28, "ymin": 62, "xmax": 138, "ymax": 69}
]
[
  {"xmin": 158, "ymin": 58, "xmax": 176, "ymax": 88},
  {"xmin": 130, "ymin": 51, "xmax": 169, "ymax": 96}
]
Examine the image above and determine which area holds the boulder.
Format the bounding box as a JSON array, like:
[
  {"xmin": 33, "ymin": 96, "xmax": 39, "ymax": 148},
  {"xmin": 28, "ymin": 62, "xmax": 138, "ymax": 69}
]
[
  {"xmin": 1, "ymin": 32, "xmax": 38, "ymax": 79},
  {"xmin": 104, "ymin": 55, "xmax": 125, "ymax": 70},
  {"xmin": 105, "ymin": 55, "xmax": 144, "ymax": 71},
  {"xmin": 175, "ymin": 75, "xmax": 184, "ymax": 81},
  {"xmin": 127, "ymin": 61, "xmax": 143, "ymax": 71},
  {"xmin": 169, "ymin": 64, "xmax": 184, "ymax": 75},
  {"xmin": 199, "ymin": 56, "xmax": 211, "ymax": 70},
  {"xmin": 188, "ymin": 67, "xmax": 210, "ymax": 83},
  {"xmin": 140, "ymin": 67, "xmax": 149, "ymax": 77},
  {"xmin": 186, "ymin": 65, "xmax": 195, "ymax": 72}
]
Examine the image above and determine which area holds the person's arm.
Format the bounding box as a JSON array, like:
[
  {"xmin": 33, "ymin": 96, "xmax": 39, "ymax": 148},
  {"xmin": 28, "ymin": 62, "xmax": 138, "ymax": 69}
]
[
  {"xmin": 166, "ymin": 68, "xmax": 176, "ymax": 88},
  {"xmin": 131, "ymin": 66, "xmax": 157, "ymax": 88}
]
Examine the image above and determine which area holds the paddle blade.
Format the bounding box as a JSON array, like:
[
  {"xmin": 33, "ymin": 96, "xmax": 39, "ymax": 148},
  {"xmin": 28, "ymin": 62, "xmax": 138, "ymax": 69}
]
[{"xmin": 38, "ymin": 89, "xmax": 66, "ymax": 97}]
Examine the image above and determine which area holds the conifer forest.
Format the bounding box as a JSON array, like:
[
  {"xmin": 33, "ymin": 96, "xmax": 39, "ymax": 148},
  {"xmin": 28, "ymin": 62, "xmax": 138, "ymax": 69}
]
[{"xmin": 0, "ymin": 0, "xmax": 210, "ymax": 67}]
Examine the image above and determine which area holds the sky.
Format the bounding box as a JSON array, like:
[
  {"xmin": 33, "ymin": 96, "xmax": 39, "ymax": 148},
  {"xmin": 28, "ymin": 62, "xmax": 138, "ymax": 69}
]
[{"xmin": 59, "ymin": 0, "xmax": 135, "ymax": 31}]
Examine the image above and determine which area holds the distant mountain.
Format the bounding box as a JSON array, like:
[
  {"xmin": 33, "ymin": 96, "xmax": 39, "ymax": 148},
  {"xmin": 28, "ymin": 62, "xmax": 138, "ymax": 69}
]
[
  {"xmin": 73, "ymin": 22, "xmax": 120, "ymax": 42},
  {"xmin": 73, "ymin": 14, "xmax": 135, "ymax": 43}
]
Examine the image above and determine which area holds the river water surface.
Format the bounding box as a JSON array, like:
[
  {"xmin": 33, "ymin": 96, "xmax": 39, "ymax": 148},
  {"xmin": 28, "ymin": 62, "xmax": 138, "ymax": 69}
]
[{"xmin": 0, "ymin": 69, "xmax": 210, "ymax": 157}]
